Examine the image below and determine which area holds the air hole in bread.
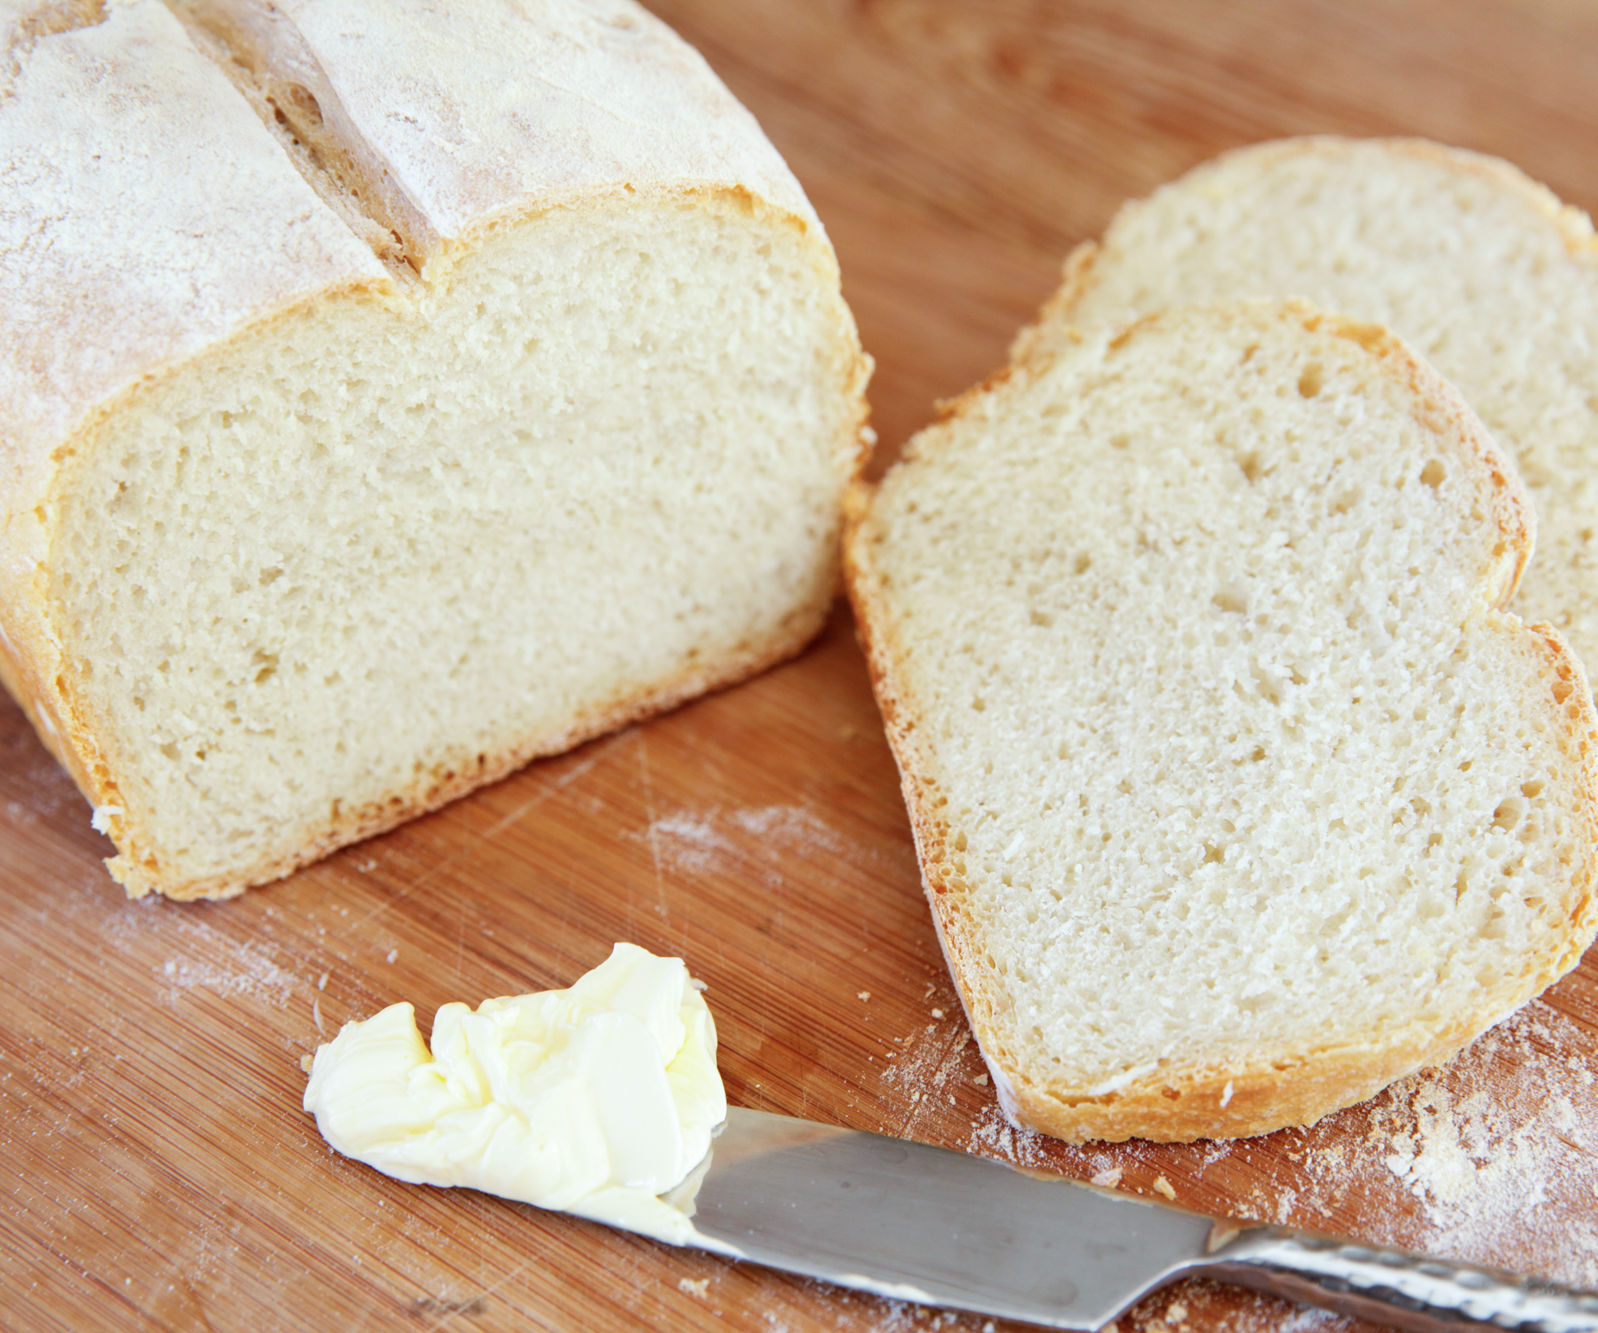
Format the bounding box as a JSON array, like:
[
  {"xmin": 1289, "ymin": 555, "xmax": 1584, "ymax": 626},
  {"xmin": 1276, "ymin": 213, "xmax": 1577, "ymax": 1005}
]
[
  {"xmin": 1420, "ymin": 459, "xmax": 1446, "ymax": 488},
  {"xmin": 1296, "ymin": 363, "xmax": 1324, "ymax": 398},
  {"xmin": 1212, "ymin": 590, "xmax": 1246, "ymax": 614},
  {"xmin": 1492, "ymin": 797, "xmax": 1526, "ymax": 831}
]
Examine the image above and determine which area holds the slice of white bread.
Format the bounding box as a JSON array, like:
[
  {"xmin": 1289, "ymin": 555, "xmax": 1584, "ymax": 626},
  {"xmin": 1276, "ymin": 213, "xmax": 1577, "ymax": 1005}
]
[
  {"xmin": 1014, "ymin": 137, "xmax": 1598, "ymax": 672},
  {"xmin": 0, "ymin": 0, "xmax": 867, "ymax": 899},
  {"xmin": 845, "ymin": 303, "xmax": 1598, "ymax": 1143}
]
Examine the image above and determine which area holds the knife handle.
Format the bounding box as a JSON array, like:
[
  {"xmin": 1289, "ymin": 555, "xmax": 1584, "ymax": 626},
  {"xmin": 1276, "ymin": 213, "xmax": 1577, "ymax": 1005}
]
[{"xmin": 1197, "ymin": 1226, "xmax": 1598, "ymax": 1333}]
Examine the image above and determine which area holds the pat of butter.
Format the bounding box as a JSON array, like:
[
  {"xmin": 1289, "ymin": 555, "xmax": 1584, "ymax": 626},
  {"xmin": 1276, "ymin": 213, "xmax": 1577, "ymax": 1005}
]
[{"xmin": 302, "ymin": 942, "xmax": 725, "ymax": 1244}]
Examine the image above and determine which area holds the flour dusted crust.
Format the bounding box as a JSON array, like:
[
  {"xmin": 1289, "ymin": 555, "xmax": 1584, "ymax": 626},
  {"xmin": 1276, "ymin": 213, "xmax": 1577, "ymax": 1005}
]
[
  {"xmin": 845, "ymin": 304, "xmax": 1598, "ymax": 1143},
  {"xmin": 171, "ymin": 0, "xmax": 820, "ymax": 268},
  {"xmin": 0, "ymin": 0, "xmax": 869, "ymax": 898},
  {"xmin": 0, "ymin": 0, "xmax": 390, "ymax": 852}
]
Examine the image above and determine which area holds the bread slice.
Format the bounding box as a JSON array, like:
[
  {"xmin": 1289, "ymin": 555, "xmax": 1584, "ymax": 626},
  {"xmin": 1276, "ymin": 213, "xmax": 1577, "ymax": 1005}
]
[
  {"xmin": 1014, "ymin": 137, "xmax": 1598, "ymax": 673},
  {"xmin": 0, "ymin": 0, "xmax": 868, "ymax": 899},
  {"xmin": 845, "ymin": 303, "xmax": 1598, "ymax": 1143}
]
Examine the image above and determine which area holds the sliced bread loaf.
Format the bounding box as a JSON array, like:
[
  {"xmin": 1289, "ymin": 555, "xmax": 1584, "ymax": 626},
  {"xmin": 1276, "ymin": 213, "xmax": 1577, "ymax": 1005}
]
[
  {"xmin": 1014, "ymin": 137, "xmax": 1598, "ymax": 672},
  {"xmin": 0, "ymin": 0, "xmax": 868, "ymax": 899},
  {"xmin": 846, "ymin": 303, "xmax": 1598, "ymax": 1143}
]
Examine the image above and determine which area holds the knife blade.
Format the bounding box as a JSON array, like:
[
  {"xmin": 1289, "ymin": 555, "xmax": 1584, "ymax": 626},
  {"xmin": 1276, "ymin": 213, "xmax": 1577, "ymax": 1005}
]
[{"xmin": 644, "ymin": 1107, "xmax": 1598, "ymax": 1333}]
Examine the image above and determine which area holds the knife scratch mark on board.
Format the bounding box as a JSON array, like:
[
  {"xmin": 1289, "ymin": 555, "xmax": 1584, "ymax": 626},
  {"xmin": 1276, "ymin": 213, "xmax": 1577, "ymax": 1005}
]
[
  {"xmin": 345, "ymin": 737, "xmax": 628, "ymax": 932},
  {"xmin": 453, "ymin": 895, "xmax": 466, "ymax": 983},
  {"xmin": 479, "ymin": 737, "xmax": 619, "ymax": 843},
  {"xmin": 634, "ymin": 729, "xmax": 669, "ymax": 919},
  {"xmin": 416, "ymin": 1261, "xmax": 528, "ymax": 1333},
  {"xmin": 345, "ymin": 861, "xmax": 443, "ymax": 932}
]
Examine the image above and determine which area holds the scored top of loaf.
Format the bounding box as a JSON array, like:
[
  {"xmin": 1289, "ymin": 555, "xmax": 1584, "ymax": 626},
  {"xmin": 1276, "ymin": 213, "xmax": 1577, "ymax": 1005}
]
[{"xmin": 175, "ymin": 0, "xmax": 818, "ymax": 264}]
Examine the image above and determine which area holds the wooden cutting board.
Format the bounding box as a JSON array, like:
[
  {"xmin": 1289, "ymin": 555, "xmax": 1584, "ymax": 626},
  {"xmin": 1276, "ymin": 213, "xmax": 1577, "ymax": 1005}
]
[{"xmin": 5, "ymin": 2, "xmax": 1598, "ymax": 1330}]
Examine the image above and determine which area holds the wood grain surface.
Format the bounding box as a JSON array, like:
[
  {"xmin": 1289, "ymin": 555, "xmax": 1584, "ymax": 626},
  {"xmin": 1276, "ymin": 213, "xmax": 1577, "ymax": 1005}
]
[{"xmin": 6, "ymin": 2, "xmax": 1598, "ymax": 1330}]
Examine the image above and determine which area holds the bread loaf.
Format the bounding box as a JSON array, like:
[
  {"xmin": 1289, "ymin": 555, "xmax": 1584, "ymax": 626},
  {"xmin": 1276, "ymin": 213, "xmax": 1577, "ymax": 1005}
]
[
  {"xmin": 0, "ymin": 0, "xmax": 868, "ymax": 898},
  {"xmin": 846, "ymin": 302, "xmax": 1598, "ymax": 1143},
  {"xmin": 1015, "ymin": 137, "xmax": 1598, "ymax": 672}
]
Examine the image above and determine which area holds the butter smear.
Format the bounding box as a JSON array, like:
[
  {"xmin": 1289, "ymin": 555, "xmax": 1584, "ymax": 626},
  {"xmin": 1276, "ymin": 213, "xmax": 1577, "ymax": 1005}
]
[{"xmin": 302, "ymin": 942, "xmax": 725, "ymax": 1243}]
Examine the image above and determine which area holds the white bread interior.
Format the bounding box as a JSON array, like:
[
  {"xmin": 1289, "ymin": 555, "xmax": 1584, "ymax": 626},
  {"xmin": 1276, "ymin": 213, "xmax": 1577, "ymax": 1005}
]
[
  {"xmin": 0, "ymin": 0, "xmax": 867, "ymax": 898},
  {"xmin": 1015, "ymin": 137, "xmax": 1598, "ymax": 672},
  {"xmin": 55, "ymin": 195, "xmax": 858, "ymax": 899},
  {"xmin": 847, "ymin": 303, "xmax": 1598, "ymax": 1143}
]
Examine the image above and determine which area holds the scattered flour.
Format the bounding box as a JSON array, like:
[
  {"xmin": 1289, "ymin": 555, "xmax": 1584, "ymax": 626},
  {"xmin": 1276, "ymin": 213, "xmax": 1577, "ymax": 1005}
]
[
  {"xmin": 915, "ymin": 994, "xmax": 1597, "ymax": 1328},
  {"xmin": 646, "ymin": 811, "xmax": 741, "ymax": 874},
  {"xmin": 1355, "ymin": 1002, "xmax": 1598, "ymax": 1281},
  {"xmin": 104, "ymin": 905, "xmax": 301, "ymax": 1008},
  {"xmin": 880, "ymin": 1021, "xmax": 974, "ymax": 1137},
  {"xmin": 1179, "ymin": 999, "xmax": 1598, "ymax": 1290},
  {"xmin": 644, "ymin": 804, "xmax": 850, "ymax": 878},
  {"xmin": 794, "ymin": 1283, "xmax": 972, "ymax": 1332},
  {"xmin": 964, "ymin": 1097, "xmax": 1057, "ymax": 1171},
  {"xmin": 154, "ymin": 931, "xmax": 298, "ymax": 1007}
]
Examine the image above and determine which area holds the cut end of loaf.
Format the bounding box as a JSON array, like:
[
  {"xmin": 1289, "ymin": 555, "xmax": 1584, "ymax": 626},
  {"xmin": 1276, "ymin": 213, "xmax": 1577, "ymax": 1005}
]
[
  {"xmin": 47, "ymin": 191, "xmax": 866, "ymax": 898},
  {"xmin": 847, "ymin": 301, "xmax": 1598, "ymax": 1143}
]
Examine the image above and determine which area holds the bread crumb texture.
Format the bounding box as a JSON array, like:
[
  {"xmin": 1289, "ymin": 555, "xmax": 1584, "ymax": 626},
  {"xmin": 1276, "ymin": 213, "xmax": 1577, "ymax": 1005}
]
[
  {"xmin": 51, "ymin": 199, "xmax": 852, "ymax": 896},
  {"xmin": 849, "ymin": 302, "xmax": 1598, "ymax": 1142}
]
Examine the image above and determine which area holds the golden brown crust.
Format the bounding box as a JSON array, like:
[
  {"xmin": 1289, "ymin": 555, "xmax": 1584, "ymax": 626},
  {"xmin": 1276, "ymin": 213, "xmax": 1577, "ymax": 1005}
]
[
  {"xmin": 1298, "ymin": 305, "xmax": 1536, "ymax": 609},
  {"xmin": 1009, "ymin": 240, "xmax": 1101, "ymax": 369},
  {"xmin": 844, "ymin": 302, "xmax": 1598, "ymax": 1144}
]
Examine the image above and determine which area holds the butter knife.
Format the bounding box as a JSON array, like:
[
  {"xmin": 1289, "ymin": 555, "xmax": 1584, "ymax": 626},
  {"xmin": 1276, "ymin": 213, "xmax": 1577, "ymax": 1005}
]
[{"xmin": 649, "ymin": 1107, "xmax": 1598, "ymax": 1333}]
